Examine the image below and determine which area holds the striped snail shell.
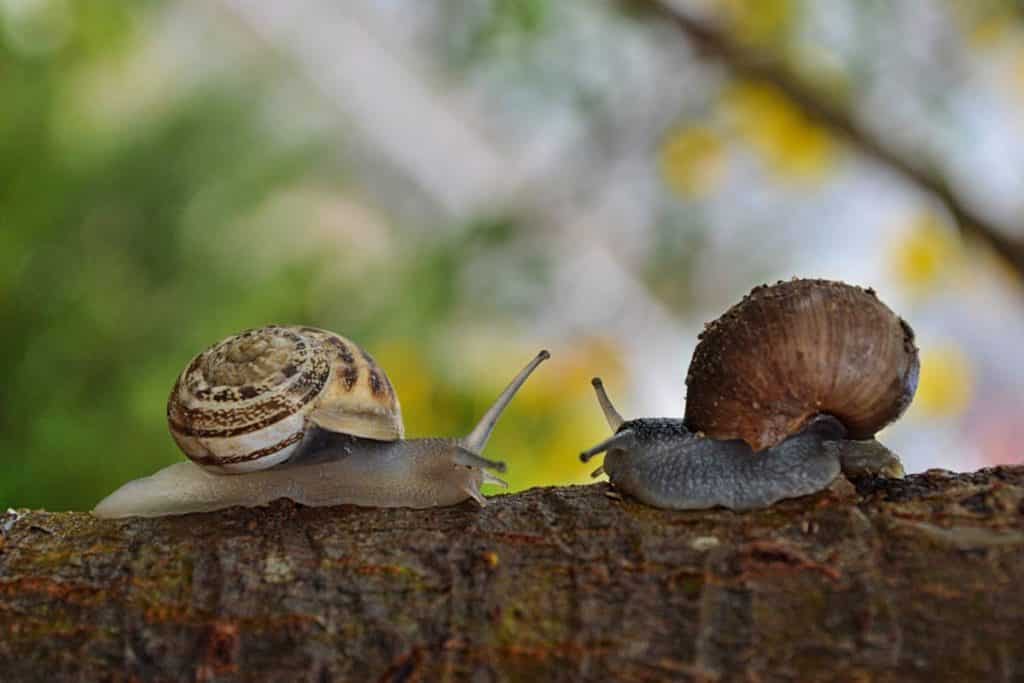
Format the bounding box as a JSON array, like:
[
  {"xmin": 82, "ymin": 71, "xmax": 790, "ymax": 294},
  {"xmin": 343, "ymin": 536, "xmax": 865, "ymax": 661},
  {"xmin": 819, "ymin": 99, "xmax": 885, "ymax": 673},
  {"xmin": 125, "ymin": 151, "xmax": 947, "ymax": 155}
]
[
  {"xmin": 683, "ymin": 279, "xmax": 920, "ymax": 452},
  {"xmin": 167, "ymin": 325, "xmax": 403, "ymax": 473}
]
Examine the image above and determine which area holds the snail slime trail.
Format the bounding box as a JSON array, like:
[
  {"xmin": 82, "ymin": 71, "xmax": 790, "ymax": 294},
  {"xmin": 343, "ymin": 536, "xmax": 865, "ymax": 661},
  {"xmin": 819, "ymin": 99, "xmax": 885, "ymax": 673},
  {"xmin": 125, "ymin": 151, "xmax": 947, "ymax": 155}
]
[
  {"xmin": 94, "ymin": 325, "xmax": 550, "ymax": 518},
  {"xmin": 581, "ymin": 279, "xmax": 918, "ymax": 511}
]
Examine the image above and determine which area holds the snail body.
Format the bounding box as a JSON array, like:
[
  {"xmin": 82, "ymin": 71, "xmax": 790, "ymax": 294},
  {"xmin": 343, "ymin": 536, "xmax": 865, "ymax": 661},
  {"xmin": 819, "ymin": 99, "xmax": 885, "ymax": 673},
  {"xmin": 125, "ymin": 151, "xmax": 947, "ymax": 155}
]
[
  {"xmin": 582, "ymin": 279, "xmax": 917, "ymax": 511},
  {"xmin": 96, "ymin": 435, "xmax": 507, "ymax": 518},
  {"xmin": 596, "ymin": 415, "xmax": 844, "ymax": 510},
  {"xmin": 95, "ymin": 325, "xmax": 549, "ymax": 518}
]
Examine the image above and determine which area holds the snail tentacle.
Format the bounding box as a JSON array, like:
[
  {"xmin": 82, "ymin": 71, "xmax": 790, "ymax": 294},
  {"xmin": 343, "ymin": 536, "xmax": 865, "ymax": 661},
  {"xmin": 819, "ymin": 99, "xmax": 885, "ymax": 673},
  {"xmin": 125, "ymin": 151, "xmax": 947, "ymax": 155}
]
[
  {"xmin": 591, "ymin": 377, "xmax": 625, "ymax": 431},
  {"xmin": 482, "ymin": 471, "xmax": 509, "ymax": 489},
  {"xmin": 452, "ymin": 447, "xmax": 507, "ymax": 474},
  {"xmin": 579, "ymin": 430, "xmax": 637, "ymax": 463},
  {"xmin": 462, "ymin": 350, "xmax": 550, "ymax": 453}
]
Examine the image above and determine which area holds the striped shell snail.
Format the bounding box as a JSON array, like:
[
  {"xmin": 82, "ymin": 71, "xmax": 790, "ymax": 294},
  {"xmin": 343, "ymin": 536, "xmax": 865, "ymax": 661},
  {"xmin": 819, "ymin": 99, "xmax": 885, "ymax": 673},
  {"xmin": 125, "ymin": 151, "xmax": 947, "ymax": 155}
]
[
  {"xmin": 94, "ymin": 325, "xmax": 549, "ymax": 518},
  {"xmin": 581, "ymin": 279, "xmax": 918, "ymax": 510}
]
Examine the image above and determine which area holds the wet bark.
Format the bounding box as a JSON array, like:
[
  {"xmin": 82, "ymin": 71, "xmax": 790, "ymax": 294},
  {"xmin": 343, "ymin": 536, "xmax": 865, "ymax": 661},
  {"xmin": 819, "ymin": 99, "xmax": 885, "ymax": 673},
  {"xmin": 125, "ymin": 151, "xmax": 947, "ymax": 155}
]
[{"xmin": 2, "ymin": 467, "xmax": 1023, "ymax": 682}]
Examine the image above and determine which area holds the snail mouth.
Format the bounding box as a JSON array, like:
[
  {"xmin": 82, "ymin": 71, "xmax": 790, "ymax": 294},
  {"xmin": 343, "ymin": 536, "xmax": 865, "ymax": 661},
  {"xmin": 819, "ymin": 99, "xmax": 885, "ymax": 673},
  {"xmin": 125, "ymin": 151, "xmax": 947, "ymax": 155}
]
[
  {"xmin": 462, "ymin": 471, "xmax": 509, "ymax": 507},
  {"xmin": 462, "ymin": 484, "xmax": 487, "ymax": 507},
  {"xmin": 451, "ymin": 445, "xmax": 507, "ymax": 507}
]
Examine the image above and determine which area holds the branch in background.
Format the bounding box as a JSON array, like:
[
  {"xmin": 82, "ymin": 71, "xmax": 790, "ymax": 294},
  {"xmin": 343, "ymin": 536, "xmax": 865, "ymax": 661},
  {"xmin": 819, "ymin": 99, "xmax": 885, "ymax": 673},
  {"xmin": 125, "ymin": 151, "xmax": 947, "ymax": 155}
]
[{"xmin": 638, "ymin": 0, "xmax": 1024, "ymax": 278}]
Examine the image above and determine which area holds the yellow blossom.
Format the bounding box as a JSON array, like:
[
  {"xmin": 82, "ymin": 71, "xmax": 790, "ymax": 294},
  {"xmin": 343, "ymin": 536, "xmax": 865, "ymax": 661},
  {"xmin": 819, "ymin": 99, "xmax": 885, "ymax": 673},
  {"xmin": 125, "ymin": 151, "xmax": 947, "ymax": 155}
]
[
  {"xmin": 913, "ymin": 345, "xmax": 974, "ymax": 418},
  {"xmin": 659, "ymin": 126, "xmax": 726, "ymax": 199},
  {"xmin": 890, "ymin": 214, "xmax": 962, "ymax": 291},
  {"xmin": 723, "ymin": 82, "xmax": 836, "ymax": 181}
]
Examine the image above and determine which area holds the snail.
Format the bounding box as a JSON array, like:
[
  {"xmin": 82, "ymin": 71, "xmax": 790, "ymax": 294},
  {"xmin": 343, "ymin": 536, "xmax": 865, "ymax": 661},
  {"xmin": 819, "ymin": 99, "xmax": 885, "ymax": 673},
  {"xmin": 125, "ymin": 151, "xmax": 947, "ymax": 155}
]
[
  {"xmin": 580, "ymin": 279, "xmax": 918, "ymax": 511},
  {"xmin": 94, "ymin": 325, "xmax": 549, "ymax": 518}
]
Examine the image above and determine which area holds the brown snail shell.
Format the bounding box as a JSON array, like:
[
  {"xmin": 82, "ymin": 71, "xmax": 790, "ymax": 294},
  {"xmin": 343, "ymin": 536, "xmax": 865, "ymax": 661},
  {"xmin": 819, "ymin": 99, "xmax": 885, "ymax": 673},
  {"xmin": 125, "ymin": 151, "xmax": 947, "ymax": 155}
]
[
  {"xmin": 683, "ymin": 279, "xmax": 919, "ymax": 452},
  {"xmin": 167, "ymin": 325, "xmax": 403, "ymax": 472}
]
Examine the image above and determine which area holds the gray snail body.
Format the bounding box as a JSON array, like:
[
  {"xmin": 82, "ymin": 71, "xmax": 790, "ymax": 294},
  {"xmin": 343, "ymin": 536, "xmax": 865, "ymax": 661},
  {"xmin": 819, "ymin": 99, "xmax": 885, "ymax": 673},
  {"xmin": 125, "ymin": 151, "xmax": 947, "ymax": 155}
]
[
  {"xmin": 94, "ymin": 325, "xmax": 548, "ymax": 518},
  {"xmin": 581, "ymin": 279, "xmax": 918, "ymax": 511},
  {"xmin": 593, "ymin": 416, "xmax": 843, "ymax": 510}
]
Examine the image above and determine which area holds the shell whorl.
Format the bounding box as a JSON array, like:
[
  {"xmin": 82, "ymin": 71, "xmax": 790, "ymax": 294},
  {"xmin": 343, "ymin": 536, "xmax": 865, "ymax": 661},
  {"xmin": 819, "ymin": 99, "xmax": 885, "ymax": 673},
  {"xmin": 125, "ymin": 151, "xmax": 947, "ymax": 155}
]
[
  {"xmin": 167, "ymin": 325, "xmax": 403, "ymax": 472},
  {"xmin": 683, "ymin": 279, "xmax": 919, "ymax": 452}
]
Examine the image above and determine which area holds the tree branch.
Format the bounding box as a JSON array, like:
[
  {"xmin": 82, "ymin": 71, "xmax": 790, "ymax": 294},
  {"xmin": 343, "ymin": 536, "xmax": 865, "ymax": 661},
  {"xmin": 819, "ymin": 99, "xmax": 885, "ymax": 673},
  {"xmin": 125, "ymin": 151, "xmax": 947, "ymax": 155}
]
[
  {"xmin": 2, "ymin": 467, "xmax": 1023, "ymax": 681},
  {"xmin": 638, "ymin": 1, "xmax": 1024, "ymax": 278}
]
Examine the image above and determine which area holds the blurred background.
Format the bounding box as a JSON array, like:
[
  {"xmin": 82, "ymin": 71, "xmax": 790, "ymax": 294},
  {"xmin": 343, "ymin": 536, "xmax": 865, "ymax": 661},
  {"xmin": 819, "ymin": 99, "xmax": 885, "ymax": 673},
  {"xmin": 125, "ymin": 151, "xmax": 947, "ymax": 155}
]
[{"xmin": 3, "ymin": 0, "xmax": 1024, "ymax": 511}]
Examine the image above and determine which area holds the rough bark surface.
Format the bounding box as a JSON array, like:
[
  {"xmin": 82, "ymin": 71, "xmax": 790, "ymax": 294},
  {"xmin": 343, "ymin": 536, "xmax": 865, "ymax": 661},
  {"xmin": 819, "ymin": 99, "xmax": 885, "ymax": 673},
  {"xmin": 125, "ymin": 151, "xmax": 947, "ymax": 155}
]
[{"xmin": 2, "ymin": 467, "xmax": 1023, "ymax": 682}]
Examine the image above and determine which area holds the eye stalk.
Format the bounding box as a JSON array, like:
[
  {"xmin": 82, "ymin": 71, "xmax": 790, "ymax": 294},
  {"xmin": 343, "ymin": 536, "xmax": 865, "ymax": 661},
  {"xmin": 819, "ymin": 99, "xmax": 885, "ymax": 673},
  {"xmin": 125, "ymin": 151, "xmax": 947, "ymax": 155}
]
[
  {"xmin": 462, "ymin": 349, "xmax": 550, "ymax": 454},
  {"xmin": 452, "ymin": 350, "xmax": 549, "ymax": 506},
  {"xmin": 590, "ymin": 377, "xmax": 625, "ymax": 431}
]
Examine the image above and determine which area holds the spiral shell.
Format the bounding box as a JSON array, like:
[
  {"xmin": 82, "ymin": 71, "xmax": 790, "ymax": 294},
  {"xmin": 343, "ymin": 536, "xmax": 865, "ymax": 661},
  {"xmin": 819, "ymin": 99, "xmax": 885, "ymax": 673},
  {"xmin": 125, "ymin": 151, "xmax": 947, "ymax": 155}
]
[
  {"xmin": 683, "ymin": 279, "xmax": 919, "ymax": 452},
  {"xmin": 167, "ymin": 325, "xmax": 403, "ymax": 472}
]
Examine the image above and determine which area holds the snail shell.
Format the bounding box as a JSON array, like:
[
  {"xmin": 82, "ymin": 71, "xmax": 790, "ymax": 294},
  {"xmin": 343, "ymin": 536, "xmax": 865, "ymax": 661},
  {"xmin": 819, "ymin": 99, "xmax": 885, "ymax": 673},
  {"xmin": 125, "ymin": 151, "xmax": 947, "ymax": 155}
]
[
  {"xmin": 167, "ymin": 325, "xmax": 403, "ymax": 472},
  {"xmin": 684, "ymin": 279, "xmax": 919, "ymax": 452}
]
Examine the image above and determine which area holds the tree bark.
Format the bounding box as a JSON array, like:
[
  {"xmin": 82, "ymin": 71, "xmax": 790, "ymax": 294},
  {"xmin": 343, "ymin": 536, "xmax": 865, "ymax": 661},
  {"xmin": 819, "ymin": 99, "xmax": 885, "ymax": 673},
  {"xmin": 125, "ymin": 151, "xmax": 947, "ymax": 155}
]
[{"xmin": 2, "ymin": 467, "xmax": 1023, "ymax": 682}]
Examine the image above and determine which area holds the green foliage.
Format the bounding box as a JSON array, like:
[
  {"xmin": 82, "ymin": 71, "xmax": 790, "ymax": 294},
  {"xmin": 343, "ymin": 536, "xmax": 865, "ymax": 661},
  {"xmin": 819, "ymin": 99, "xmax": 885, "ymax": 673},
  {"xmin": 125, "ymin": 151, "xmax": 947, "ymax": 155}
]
[
  {"xmin": 0, "ymin": 3, "xmax": 329, "ymax": 509},
  {"xmin": 0, "ymin": 3, "xmax": 582, "ymax": 510},
  {"xmin": 1, "ymin": 1, "xmax": 692, "ymax": 512}
]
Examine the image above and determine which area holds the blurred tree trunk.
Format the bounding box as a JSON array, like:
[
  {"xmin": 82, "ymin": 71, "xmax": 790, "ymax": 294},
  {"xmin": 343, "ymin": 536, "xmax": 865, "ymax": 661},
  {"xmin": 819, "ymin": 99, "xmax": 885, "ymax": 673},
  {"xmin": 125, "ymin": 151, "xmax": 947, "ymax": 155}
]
[{"xmin": 2, "ymin": 468, "xmax": 1023, "ymax": 682}]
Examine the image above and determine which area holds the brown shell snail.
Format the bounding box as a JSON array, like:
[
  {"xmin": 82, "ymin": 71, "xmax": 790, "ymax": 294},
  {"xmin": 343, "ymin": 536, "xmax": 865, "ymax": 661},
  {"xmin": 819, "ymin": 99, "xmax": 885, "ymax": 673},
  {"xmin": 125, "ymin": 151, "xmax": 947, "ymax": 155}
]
[
  {"xmin": 94, "ymin": 325, "xmax": 549, "ymax": 518},
  {"xmin": 581, "ymin": 279, "xmax": 918, "ymax": 510}
]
